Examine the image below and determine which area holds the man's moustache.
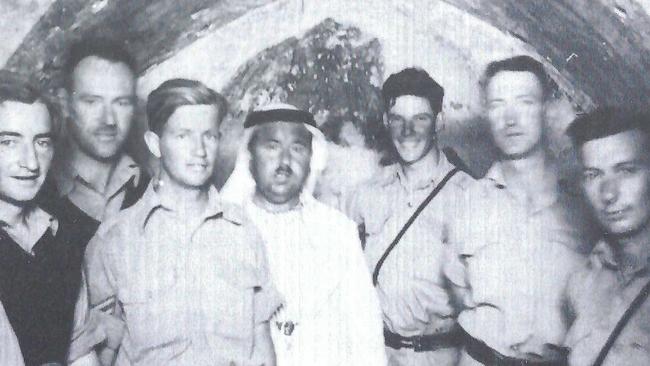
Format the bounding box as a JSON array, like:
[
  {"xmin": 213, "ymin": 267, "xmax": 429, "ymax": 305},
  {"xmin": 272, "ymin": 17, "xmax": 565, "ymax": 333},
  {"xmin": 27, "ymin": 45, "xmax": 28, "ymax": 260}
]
[
  {"xmin": 94, "ymin": 126, "xmax": 118, "ymax": 134},
  {"xmin": 275, "ymin": 165, "xmax": 293, "ymax": 176}
]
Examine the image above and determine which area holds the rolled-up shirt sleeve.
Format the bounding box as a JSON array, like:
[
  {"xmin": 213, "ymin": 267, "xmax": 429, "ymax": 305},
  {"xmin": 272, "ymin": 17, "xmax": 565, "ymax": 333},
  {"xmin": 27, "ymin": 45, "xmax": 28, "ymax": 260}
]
[{"xmin": 68, "ymin": 227, "xmax": 126, "ymax": 362}]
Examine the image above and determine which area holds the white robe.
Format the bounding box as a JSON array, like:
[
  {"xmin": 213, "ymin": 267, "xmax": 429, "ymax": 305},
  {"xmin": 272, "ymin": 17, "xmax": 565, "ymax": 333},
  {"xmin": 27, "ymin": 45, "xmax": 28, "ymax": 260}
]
[{"xmin": 245, "ymin": 197, "xmax": 387, "ymax": 366}]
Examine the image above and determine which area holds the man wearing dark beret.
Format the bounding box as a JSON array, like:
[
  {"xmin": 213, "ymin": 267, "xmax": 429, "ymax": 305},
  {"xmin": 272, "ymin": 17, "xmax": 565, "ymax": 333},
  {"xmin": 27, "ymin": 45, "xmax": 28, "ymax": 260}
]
[{"xmin": 345, "ymin": 68, "xmax": 474, "ymax": 365}]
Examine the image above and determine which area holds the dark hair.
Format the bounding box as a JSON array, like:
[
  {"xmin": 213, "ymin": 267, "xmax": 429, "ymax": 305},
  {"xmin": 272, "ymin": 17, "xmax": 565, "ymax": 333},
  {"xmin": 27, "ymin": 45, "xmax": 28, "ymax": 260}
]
[
  {"xmin": 480, "ymin": 55, "xmax": 555, "ymax": 100},
  {"xmin": 567, "ymin": 107, "xmax": 650, "ymax": 148},
  {"xmin": 382, "ymin": 68, "xmax": 444, "ymax": 114},
  {"xmin": 0, "ymin": 71, "xmax": 60, "ymax": 136},
  {"xmin": 146, "ymin": 78, "xmax": 228, "ymax": 135},
  {"xmin": 63, "ymin": 37, "xmax": 137, "ymax": 91}
]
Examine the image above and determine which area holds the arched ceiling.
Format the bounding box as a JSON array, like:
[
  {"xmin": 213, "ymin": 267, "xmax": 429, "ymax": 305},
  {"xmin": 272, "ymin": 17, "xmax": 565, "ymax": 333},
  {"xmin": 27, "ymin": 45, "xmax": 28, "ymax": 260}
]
[{"xmin": 3, "ymin": 0, "xmax": 650, "ymax": 109}]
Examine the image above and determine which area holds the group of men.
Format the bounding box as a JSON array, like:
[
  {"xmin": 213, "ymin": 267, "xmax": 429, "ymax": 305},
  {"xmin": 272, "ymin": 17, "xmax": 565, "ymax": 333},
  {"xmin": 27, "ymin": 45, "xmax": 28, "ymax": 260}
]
[{"xmin": 0, "ymin": 35, "xmax": 648, "ymax": 366}]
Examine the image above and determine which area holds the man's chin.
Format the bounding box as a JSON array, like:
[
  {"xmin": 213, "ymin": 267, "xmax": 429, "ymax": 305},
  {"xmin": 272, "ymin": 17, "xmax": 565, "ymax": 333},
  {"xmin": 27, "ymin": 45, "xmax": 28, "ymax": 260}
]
[
  {"xmin": 397, "ymin": 151, "xmax": 428, "ymax": 165},
  {"xmin": 604, "ymin": 221, "xmax": 649, "ymax": 240},
  {"xmin": 85, "ymin": 142, "xmax": 127, "ymax": 161}
]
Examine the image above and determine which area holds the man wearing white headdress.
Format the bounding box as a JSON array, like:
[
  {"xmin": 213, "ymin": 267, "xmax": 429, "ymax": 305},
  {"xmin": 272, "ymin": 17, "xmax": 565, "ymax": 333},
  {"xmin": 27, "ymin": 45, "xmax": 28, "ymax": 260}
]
[{"xmin": 221, "ymin": 103, "xmax": 387, "ymax": 366}]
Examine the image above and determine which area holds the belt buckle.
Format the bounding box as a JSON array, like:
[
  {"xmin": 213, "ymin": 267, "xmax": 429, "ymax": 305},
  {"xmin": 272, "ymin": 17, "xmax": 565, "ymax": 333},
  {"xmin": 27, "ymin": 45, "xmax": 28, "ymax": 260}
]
[{"xmin": 412, "ymin": 335, "xmax": 425, "ymax": 352}]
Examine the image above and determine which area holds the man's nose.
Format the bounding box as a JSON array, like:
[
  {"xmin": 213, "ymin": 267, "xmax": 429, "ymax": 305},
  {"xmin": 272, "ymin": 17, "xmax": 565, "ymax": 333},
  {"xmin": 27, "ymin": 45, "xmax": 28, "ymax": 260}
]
[
  {"xmin": 102, "ymin": 103, "xmax": 117, "ymax": 126},
  {"xmin": 599, "ymin": 177, "xmax": 619, "ymax": 205},
  {"xmin": 400, "ymin": 119, "xmax": 416, "ymax": 137},
  {"xmin": 20, "ymin": 143, "xmax": 39, "ymax": 172},
  {"xmin": 279, "ymin": 147, "xmax": 292, "ymax": 165},
  {"xmin": 503, "ymin": 106, "xmax": 518, "ymax": 127},
  {"xmin": 192, "ymin": 136, "xmax": 207, "ymax": 157}
]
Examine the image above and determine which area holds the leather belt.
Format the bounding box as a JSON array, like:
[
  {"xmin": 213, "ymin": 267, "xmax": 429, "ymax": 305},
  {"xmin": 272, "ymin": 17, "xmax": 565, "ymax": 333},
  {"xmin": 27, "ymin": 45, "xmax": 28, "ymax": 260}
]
[
  {"xmin": 461, "ymin": 328, "xmax": 568, "ymax": 366},
  {"xmin": 384, "ymin": 327, "xmax": 462, "ymax": 352}
]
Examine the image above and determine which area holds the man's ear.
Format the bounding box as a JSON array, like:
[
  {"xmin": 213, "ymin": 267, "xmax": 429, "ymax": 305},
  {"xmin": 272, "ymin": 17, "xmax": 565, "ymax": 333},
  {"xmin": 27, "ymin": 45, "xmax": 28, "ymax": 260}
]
[
  {"xmin": 382, "ymin": 112, "xmax": 390, "ymax": 128},
  {"xmin": 143, "ymin": 131, "xmax": 161, "ymax": 158},
  {"xmin": 435, "ymin": 111, "xmax": 445, "ymax": 134}
]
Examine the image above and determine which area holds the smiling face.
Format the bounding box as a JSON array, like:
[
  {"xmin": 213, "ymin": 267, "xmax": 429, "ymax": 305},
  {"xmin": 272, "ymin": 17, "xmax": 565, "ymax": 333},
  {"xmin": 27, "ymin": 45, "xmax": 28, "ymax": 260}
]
[
  {"xmin": 485, "ymin": 70, "xmax": 546, "ymax": 159},
  {"xmin": 249, "ymin": 122, "xmax": 312, "ymax": 208},
  {"xmin": 68, "ymin": 56, "xmax": 136, "ymax": 161},
  {"xmin": 580, "ymin": 129, "xmax": 650, "ymax": 238},
  {"xmin": 0, "ymin": 101, "xmax": 54, "ymax": 204},
  {"xmin": 385, "ymin": 95, "xmax": 437, "ymax": 165},
  {"xmin": 147, "ymin": 105, "xmax": 220, "ymax": 190}
]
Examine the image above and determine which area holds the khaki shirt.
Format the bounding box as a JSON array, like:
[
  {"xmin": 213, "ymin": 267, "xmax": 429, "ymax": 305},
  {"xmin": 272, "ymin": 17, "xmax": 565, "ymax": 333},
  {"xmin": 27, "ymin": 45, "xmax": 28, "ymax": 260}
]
[
  {"xmin": 444, "ymin": 162, "xmax": 596, "ymax": 359},
  {"xmin": 346, "ymin": 153, "xmax": 473, "ymax": 337},
  {"xmin": 84, "ymin": 183, "xmax": 282, "ymax": 366},
  {"xmin": 565, "ymin": 240, "xmax": 650, "ymax": 366},
  {"xmin": 54, "ymin": 154, "xmax": 142, "ymax": 221}
]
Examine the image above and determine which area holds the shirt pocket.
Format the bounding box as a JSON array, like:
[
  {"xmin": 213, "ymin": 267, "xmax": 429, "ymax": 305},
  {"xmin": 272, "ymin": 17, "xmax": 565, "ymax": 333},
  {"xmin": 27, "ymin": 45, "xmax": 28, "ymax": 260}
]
[{"xmin": 118, "ymin": 284, "xmax": 185, "ymax": 351}]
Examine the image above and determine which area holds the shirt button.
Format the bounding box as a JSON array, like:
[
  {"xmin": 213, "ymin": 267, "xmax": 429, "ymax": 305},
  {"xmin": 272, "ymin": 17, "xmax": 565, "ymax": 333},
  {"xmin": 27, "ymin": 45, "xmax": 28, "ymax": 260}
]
[{"xmin": 407, "ymin": 201, "xmax": 413, "ymax": 208}]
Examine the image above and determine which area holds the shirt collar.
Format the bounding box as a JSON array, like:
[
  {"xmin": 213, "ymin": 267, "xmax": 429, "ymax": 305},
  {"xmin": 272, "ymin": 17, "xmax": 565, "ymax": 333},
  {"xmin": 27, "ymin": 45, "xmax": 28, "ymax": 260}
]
[
  {"xmin": 389, "ymin": 151, "xmax": 456, "ymax": 190},
  {"xmin": 485, "ymin": 161, "xmax": 508, "ymax": 189},
  {"xmin": 139, "ymin": 181, "xmax": 241, "ymax": 229},
  {"xmin": 0, "ymin": 207, "xmax": 58, "ymax": 238},
  {"xmin": 55, "ymin": 154, "xmax": 141, "ymax": 197},
  {"xmin": 484, "ymin": 160, "xmax": 560, "ymax": 213}
]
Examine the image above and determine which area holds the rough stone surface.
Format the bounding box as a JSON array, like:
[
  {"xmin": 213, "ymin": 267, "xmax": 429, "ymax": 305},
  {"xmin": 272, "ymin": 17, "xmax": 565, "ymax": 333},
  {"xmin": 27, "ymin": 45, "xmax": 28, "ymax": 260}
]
[
  {"xmin": 3, "ymin": 0, "xmax": 274, "ymax": 90},
  {"xmin": 444, "ymin": 0, "xmax": 650, "ymax": 108}
]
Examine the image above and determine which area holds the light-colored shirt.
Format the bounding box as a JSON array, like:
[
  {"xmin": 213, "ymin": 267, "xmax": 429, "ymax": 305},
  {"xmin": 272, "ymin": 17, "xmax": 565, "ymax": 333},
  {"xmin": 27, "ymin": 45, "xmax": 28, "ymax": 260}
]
[
  {"xmin": 345, "ymin": 153, "xmax": 473, "ymax": 365},
  {"xmin": 54, "ymin": 154, "xmax": 142, "ymax": 221},
  {"xmin": 0, "ymin": 300, "xmax": 24, "ymax": 366},
  {"xmin": 84, "ymin": 183, "xmax": 282, "ymax": 366},
  {"xmin": 246, "ymin": 197, "xmax": 387, "ymax": 366},
  {"xmin": 565, "ymin": 240, "xmax": 650, "ymax": 366},
  {"xmin": 444, "ymin": 162, "xmax": 596, "ymax": 360}
]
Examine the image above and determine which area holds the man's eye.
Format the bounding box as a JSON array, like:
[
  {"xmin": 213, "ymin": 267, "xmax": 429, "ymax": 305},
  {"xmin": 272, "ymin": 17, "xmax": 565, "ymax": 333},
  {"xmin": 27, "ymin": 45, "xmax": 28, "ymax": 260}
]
[
  {"xmin": 388, "ymin": 117, "xmax": 403, "ymax": 126},
  {"xmin": 264, "ymin": 142, "xmax": 280, "ymax": 150},
  {"xmin": 415, "ymin": 115, "xmax": 431, "ymax": 123},
  {"xmin": 292, "ymin": 144, "xmax": 308, "ymax": 154},
  {"xmin": 583, "ymin": 171, "xmax": 599, "ymax": 180},
  {"xmin": 81, "ymin": 98, "xmax": 100, "ymax": 105},
  {"xmin": 36, "ymin": 139, "xmax": 53, "ymax": 148},
  {"xmin": 116, "ymin": 99, "xmax": 134, "ymax": 107},
  {"xmin": 0, "ymin": 139, "xmax": 16, "ymax": 147},
  {"xmin": 176, "ymin": 133, "xmax": 187, "ymax": 139},
  {"xmin": 620, "ymin": 166, "xmax": 639, "ymax": 175}
]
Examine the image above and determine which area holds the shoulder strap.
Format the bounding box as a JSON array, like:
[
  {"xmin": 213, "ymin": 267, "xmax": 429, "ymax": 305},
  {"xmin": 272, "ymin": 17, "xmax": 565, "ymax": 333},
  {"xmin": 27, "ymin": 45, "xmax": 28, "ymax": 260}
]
[
  {"xmin": 592, "ymin": 278, "xmax": 650, "ymax": 366},
  {"xmin": 372, "ymin": 167, "xmax": 460, "ymax": 286}
]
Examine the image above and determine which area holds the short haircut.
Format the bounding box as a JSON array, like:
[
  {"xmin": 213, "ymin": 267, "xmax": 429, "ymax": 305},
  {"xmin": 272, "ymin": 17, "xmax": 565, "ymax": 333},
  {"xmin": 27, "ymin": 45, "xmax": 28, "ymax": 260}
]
[
  {"xmin": 480, "ymin": 55, "xmax": 555, "ymax": 100},
  {"xmin": 146, "ymin": 78, "xmax": 228, "ymax": 135},
  {"xmin": 63, "ymin": 37, "xmax": 137, "ymax": 91},
  {"xmin": 382, "ymin": 68, "xmax": 444, "ymax": 114},
  {"xmin": 567, "ymin": 107, "xmax": 650, "ymax": 149},
  {"xmin": 0, "ymin": 71, "xmax": 60, "ymax": 136}
]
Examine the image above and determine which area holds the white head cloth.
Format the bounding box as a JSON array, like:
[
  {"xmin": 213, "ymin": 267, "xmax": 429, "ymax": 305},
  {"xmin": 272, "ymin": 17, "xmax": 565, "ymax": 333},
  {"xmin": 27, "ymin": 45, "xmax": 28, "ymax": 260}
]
[{"xmin": 221, "ymin": 103, "xmax": 328, "ymax": 206}]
